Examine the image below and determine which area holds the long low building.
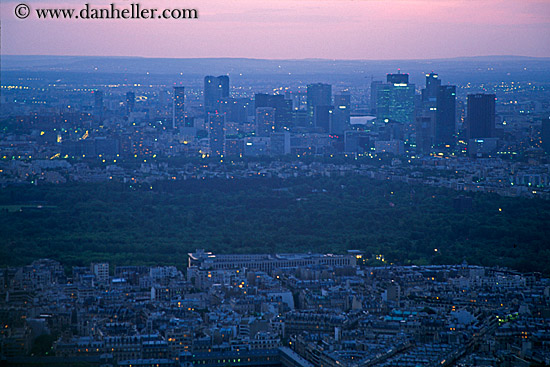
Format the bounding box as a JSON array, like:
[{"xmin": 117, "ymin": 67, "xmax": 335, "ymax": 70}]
[
  {"xmin": 188, "ymin": 250, "xmax": 357, "ymax": 272},
  {"xmin": 179, "ymin": 347, "xmax": 314, "ymax": 367}
]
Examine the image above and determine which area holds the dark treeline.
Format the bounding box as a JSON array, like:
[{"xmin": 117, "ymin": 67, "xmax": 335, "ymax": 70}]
[{"xmin": 1, "ymin": 176, "xmax": 549, "ymax": 274}]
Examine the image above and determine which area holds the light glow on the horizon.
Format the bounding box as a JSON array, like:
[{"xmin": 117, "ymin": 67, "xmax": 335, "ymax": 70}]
[{"xmin": 1, "ymin": 0, "xmax": 549, "ymax": 59}]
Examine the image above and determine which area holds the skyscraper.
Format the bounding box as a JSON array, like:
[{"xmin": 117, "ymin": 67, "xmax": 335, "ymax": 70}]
[
  {"xmin": 542, "ymin": 116, "xmax": 550, "ymax": 154},
  {"xmin": 204, "ymin": 75, "xmax": 229, "ymax": 115},
  {"xmin": 370, "ymin": 80, "xmax": 383, "ymax": 114},
  {"xmin": 93, "ymin": 90, "xmax": 104, "ymax": 120},
  {"xmin": 209, "ymin": 113, "xmax": 226, "ymax": 157},
  {"xmin": 419, "ymin": 73, "xmax": 456, "ymax": 148},
  {"xmin": 307, "ymin": 83, "xmax": 332, "ymax": 128},
  {"xmin": 173, "ymin": 87, "xmax": 185, "ymax": 129},
  {"xmin": 126, "ymin": 91, "xmax": 135, "ymax": 115},
  {"xmin": 435, "ymin": 86, "xmax": 456, "ymax": 146},
  {"xmin": 386, "ymin": 73, "xmax": 409, "ymax": 84},
  {"xmin": 314, "ymin": 105, "xmax": 334, "ymax": 133},
  {"xmin": 254, "ymin": 94, "xmax": 293, "ymax": 131},
  {"xmin": 415, "ymin": 115, "xmax": 435, "ymax": 153},
  {"xmin": 422, "ymin": 73, "xmax": 441, "ymax": 104},
  {"xmin": 376, "ymin": 73, "xmax": 415, "ymax": 126},
  {"xmin": 256, "ymin": 107, "xmax": 276, "ymax": 137},
  {"xmin": 332, "ymin": 93, "xmax": 351, "ymax": 135},
  {"xmin": 467, "ymin": 94, "xmax": 496, "ymax": 139}
]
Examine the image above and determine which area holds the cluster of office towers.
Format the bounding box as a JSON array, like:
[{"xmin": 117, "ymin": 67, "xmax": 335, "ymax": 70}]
[
  {"xmin": 372, "ymin": 72, "xmax": 496, "ymax": 153},
  {"xmin": 171, "ymin": 76, "xmax": 353, "ymax": 156},
  {"xmin": 170, "ymin": 73, "xmax": 496, "ymax": 156}
]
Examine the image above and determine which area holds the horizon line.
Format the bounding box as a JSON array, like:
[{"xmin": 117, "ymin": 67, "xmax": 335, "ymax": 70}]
[{"xmin": 3, "ymin": 54, "xmax": 550, "ymax": 62}]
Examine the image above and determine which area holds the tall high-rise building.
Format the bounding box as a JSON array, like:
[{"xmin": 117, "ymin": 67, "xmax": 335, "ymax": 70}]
[
  {"xmin": 307, "ymin": 83, "xmax": 332, "ymax": 127},
  {"xmin": 419, "ymin": 73, "xmax": 456, "ymax": 148},
  {"xmin": 126, "ymin": 91, "xmax": 135, "ymax": 115},
  {"xmin": 218, "ymin": 98, "xmax": 238, "ymax": 123},
  {"xmin": 204, "ymin": 75, "xmax": 229, "ymax": 115},
  {"xmin": 173, "ymin": 87, "xmax": 185, "ymax": 129},
  {"xmin": 209, "ymin": 113, "xmax": 226, "ymax": 156},
  {"xmin": 415, "ymin": 114, "xmax": 436, "ymax": 153},
  {"xmin": 467, "ymin": 94, "xmax": 496, "ymax": 139},
  {"xmin": 218, "ymin": 76, "xmax": 229, "ymax": 96},
  {"xmin": 332, "ymin": 93, "xmax": 351, "ymax": 135},
  {"xmin": 422, "ymin": 73, "xmax": 441, "ymax": 103},
  {"xmin": 386, "ymin": 73, "xmax": 409, "ymax": 84},
  {"xmin": 256, "ymin": 107, "xmax": 276, "ymax": 137},
  {"xmin": 370, "ymin": 80, "xmax": 383, "ymax": 114},
  {"xmin": 435, "ymin": 86, "xmax": 456, "ymax": 146},
  {"xmin": 313, "ymin": 105, "xmax": 334, "ymax": 133},
  {"xmin": 93, "ymin": 90, "xmax": 104, "ymax": 119},
  {"xmin": 254, "ymin": 94, "xmax": 292, "ymax": 130},
  {"xmin": 542, "ymin": 116, "xmax": 550, "ymax": 154},
  {"xmin": 376, "ymin": 73, "xmax": 415, "ymax": 125}
]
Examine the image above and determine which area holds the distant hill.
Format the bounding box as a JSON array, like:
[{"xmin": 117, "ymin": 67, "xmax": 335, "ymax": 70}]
[{"xmin": 2, "ymin": 55, "xmax": 550, "ymax": 85}]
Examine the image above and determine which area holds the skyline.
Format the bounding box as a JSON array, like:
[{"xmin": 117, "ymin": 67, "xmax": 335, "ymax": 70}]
[
  {"xmin": 2, "ymin": 0, "xmax": 550, "ymax": 364},
  {"xmin": 3, "ymin": 54, "xmax": 550, "ymax": 60},
  {"xmin": 1, "ymin": 0, "xmax": 550, "ymax": 60}
]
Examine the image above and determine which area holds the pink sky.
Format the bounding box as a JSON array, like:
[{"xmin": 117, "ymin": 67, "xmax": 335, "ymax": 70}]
[{"xmin": 1, "ymin": 0, "xmax": 549, "ymax": 59}]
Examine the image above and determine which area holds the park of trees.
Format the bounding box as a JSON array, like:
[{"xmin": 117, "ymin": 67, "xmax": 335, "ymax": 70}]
[{"xmin": 1, "ymin": 175, "xmax": 549, "ymax": 274}]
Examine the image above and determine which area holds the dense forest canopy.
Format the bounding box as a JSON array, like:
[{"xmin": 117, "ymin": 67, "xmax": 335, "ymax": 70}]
[{"xmin": 1, "ymin": 176, "xmax": 549, "ymax": 274}]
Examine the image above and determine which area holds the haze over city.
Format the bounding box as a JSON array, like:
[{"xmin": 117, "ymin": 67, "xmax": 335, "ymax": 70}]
[
  {"xmin": 2, "ymin": 0, "xmax": 550, "ymax": 59},
  {"xmin": 2, "ymin": 0, "xmax": 550, "ymax": 365}
]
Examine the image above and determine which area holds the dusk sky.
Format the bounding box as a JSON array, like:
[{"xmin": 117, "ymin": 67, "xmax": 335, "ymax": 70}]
[{"xmin": 2, "ymin": 0, "xmax": 550, "ymax": 59}]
